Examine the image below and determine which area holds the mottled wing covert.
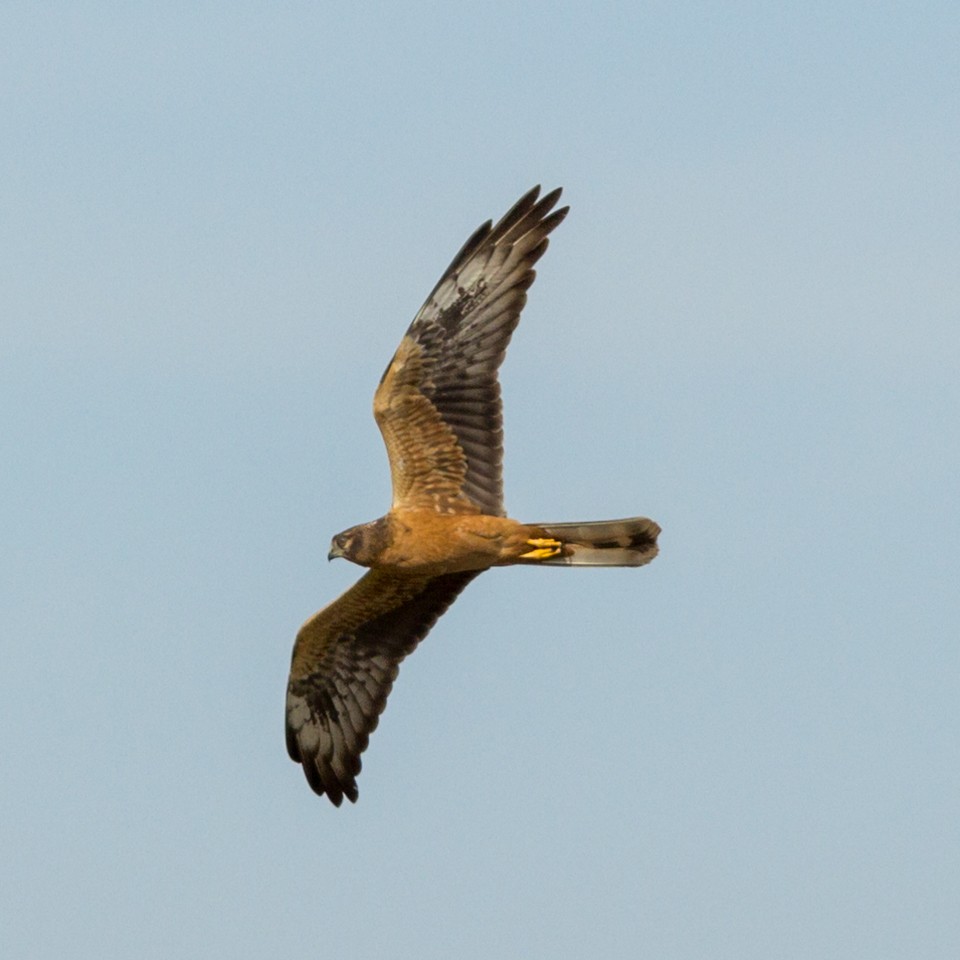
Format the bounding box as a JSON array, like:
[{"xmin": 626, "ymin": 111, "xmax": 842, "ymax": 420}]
[
  {"xmin": 286, "ymin": 569, "xmax": 480, "ymax": 805},
  {"xmin": 375, "ymin": 186, "xmax": 568, "ymax": 515}
]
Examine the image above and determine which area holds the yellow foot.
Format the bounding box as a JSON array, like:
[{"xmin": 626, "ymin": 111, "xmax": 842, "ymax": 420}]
[{"xmin": 519, "ymin": 538, "xmax": 563, "ymax": 560}]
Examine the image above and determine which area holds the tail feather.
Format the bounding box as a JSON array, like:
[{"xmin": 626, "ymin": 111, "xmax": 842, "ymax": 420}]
[{"xmin": 531, "ymin": 517, "xmax": 660, "ymax": 567}]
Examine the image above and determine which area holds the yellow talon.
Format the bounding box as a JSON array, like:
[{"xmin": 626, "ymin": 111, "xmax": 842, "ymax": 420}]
[{"xmin": 519, "ymin": 538, "xmax": 562, "ymax": 560}]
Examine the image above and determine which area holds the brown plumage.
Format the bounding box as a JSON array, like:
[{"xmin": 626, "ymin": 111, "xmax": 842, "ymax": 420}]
[{"xmin": 287, "ymin": 186, "xmax": 660, "ymax": 804}]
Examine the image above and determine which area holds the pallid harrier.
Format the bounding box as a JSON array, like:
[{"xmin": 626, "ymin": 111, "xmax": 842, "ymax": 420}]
[{"xmin": 287, "ymin": 186, "xmax": 660, "ymax": 804}]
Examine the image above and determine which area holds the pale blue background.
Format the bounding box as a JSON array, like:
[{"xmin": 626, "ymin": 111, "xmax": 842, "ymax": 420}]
[{"xmin": 3, "ymin": 4, "xmax": 959, "ymax": 958}]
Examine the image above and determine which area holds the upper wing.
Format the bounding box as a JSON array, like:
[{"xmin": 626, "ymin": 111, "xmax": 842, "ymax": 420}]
[
  {"xmin": 374, "ymin": 186, "xmax": 568, "ymax": 516},
  {"xmin": 286, "ymin": 568, "xmax": 480, "ymax": 805}
]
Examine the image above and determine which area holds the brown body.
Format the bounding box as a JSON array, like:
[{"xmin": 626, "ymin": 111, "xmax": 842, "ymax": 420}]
[
  {"xmin": 331, "ymin": 510, "xmax": 553, "ymax": 575},
  {"xmin": 286, "ymin": 187, "xmax": 660, "ymax": 804}
]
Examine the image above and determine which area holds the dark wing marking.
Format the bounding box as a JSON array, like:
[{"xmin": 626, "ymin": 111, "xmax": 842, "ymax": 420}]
[
  {"xmin": 286, "ymin": 568, "xmax": 480, "ymax": 805},
  {"xmin": 375, "ymin": 185, "xmax": 568, "ymax": 515}
]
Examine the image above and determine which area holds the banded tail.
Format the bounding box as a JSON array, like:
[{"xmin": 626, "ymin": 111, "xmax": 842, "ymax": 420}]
[{"xmin": 528, "ymin": 517, "xmax": 661, "ymax": 567}]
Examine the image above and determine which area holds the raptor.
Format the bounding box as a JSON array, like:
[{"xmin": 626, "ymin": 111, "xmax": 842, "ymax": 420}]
[{"xmin": 286, "ymin": 186, "xmax": 660, "ymax": 804}]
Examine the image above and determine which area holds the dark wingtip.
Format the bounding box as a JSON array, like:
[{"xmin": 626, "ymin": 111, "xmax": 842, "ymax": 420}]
[
  {"xmin": 287, "ymin": 727, "xmax": 360, "ymax": 806},
  {"xmin": 538, "ymin": 185, "xmax": 564, "ymax": 209},
  {"xmin": 521, "ymin": 185, "xmax": 565, "ymax": 221},
  {"xmin": 522, "ymin": 186, "xmax": 567, "ymax": 238},
  {"xmin": 301, "ymin": 758, "xmax": 358, "ymax": 807}
]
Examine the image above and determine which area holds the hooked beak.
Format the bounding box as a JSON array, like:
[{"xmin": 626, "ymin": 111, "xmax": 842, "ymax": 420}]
[{"xmin": 328, "ymin": 542, "xmax": 344, "ymax": 562}]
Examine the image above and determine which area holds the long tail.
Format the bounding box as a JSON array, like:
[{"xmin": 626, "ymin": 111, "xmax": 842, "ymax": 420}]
[{"xmin": 527, "ymin": 516, "xmax": 660, "ymax": 567}]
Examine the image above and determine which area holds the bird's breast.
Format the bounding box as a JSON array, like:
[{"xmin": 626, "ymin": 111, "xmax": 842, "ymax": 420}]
[{"xmin": 378, "ymin": 511, "xmax": 529, "ymax": 574}]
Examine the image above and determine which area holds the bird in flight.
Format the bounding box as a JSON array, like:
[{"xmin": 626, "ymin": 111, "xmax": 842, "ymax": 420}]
[{"xmin": 286, "ymin": 186, "xmax": 660, "ymax": 804}]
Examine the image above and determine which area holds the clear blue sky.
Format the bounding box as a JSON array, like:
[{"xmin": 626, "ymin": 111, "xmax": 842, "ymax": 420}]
[{"xmin": 3, "ymin": 3, "xmax": 959, "ymax": 958}]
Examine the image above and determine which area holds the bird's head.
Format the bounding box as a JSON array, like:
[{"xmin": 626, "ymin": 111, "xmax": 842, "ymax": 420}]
[{"xmin": 328, "ymin": 518, "xmax": 389, "ymax": 566}]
